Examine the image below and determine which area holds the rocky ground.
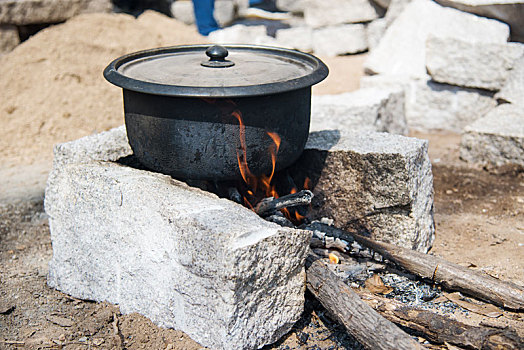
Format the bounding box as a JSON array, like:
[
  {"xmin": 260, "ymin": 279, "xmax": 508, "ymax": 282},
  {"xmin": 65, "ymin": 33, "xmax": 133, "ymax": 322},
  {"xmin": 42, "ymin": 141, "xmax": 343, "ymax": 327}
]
[{"xmin": 1, "ymin": 8, "xmax": 523, "ymax": 350}]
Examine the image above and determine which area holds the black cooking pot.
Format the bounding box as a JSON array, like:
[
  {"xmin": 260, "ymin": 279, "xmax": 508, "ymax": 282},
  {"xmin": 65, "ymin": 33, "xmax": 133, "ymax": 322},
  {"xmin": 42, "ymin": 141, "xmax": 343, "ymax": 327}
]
[{"xmin": 104, "ymin": 44, "xmax": 328, "ymax": 181}]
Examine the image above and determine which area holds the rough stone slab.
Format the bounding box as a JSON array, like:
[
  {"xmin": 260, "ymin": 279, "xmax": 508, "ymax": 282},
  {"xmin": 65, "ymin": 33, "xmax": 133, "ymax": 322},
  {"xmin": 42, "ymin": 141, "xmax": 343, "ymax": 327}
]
[
  {"xmin": 435, "ymin": 0, "xmax": 524, "ymax": 42},
  {"xmin": 374, "ymin": 0, "xmax": 391, "ymax": 9},
  {"xmin": 361, "ymin": 75, "xmax": 497, "ymax": 132},
  {"xmin": 312, "ymin": 24, "xmax": 367, "ymax": 57},
  {"xmin": 208, "ymin": 24, "xmax": 274, "ymax": 45},
  {"xmin": 460, "ymin": 104, "xmax": 524, "ymax": 168},
  {"xmin": 304, "ymin": 0, "xmax": 380, "ymax": 28},
  {"xmin": 364, "ymin": 0, "xmax": 510, "ymax": 78},
  {"xmin": 0, "ymin": 24, "xmax": 19, "ymax": 53},
  {"xmin": 384, "ymin": 0, "xmax": 412, "ymax": 25},
  {"xmin": 310, "ymin": 88, "xmax": 408, "ymax": 135},
  {"xmin": 275, "ymin": 26, "xmax": 312, "ymax": 52},
  {"xmin": 45, "ymin": 126, "xmax": 310, "ymax": 350},
  {"xmin": 171, "ymin": 0, "xmax": 235, "ymax": 27},
  {"xmin": 426, "ymin": 37, "xmax": 524, "ymax": 91},
  {"xmin": 0, "ymin": 0, "xmax": 112, "ymax": 25},
  {"xmin": 367, "ymin": 18, "xmax": 387, "ymax": 50},
  {"xmin": 276, "ymin": 0, "xmax": 306, "ymax": 13},
  {"xmin": 290, "ymin": 130, "xmax": 435, "ymax": 252},
  {"xmin": 496, "ymin": 54, "xmax": 524, "ymax": 106}
]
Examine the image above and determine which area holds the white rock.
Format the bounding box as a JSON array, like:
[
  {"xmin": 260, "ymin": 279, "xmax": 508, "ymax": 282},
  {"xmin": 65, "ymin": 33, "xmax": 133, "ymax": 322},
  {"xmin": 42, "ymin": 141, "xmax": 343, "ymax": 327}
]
[
  {"xmin": 0, "ymin": 0, "xmax": 112, "ymax": 25},
  {"xmin": 310, "ymin": 88, "xmax": 408, "ymax": 135},
  {"xmin": 304, "ymin": 0, "xmax": 380, "ymax": 28},
  {"xmin": 276, "ymin": 0, "xmax": 307, "ymax": 13},
  {"xmin": 496, "ymin": 54, "xmax": 524, "ymax": 106},
  {"xmin": 208, "ymin": 24, "xmax": 271, "ymax": 44},
  {"xmin": 384, "ymin": 0, "xmax": 412, "ymax": 26},
  {"xmin": 0, "ymin": 24, "xmax": 19, "ymax": 53},
  {"xmin": 426, "ymin": 37, "xmax": 524, "ymax": 91},
  {"xmin": 435, "ymin": 0, "xmax": 524, "ymax": 42},
  {"xmin": 367, "ymin": 18, "xmax": 387, "ymax": 50},
  {"xmin": 364, "ymin": 0, "xmax": 510, "ymax": 78},
  {"xmin": 291, "ymin": 130, "xmax": 435, "ymax": 252},
  {"xmin": 312, "ymin": 24, "xmax": 367, "ymax": 57},
  {"xmin": 45, "ymin": 127, "xmax": 311, "ymax": 350},
  {"xmin": 361, "ymin": 75, "xmax": 497, "ymax": 132},
  {"xmin": 460, "ymin": 104, "xmax": 524, "ymax": 167},
  {"xmin": 170, "ymin": 0, "xmax": 195, "ymax": 24},
  {"xmin": 171, "ymin": 0, "xmax": 235, "ymax": 27},
  {"xmin": 275, "ymin": 27, "xmax": 313, "ymax": 52}
]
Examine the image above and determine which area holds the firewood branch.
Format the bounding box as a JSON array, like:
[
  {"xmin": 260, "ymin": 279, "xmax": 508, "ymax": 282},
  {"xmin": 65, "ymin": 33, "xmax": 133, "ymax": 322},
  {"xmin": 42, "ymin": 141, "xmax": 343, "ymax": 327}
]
[
  {"xmin": 255, "ymin": 189, "xmax": 313, "ymax": 217},
  {"xmin": 306, "ymin": 253, "xmax": 423, "ymax": 350},
  {"xmin": 354, "ymin": 289, "xmax": 524, "ymax": 350},
  {"xmin": 312, "ymin": 223, "xmax": 524, "ymax": 311}
]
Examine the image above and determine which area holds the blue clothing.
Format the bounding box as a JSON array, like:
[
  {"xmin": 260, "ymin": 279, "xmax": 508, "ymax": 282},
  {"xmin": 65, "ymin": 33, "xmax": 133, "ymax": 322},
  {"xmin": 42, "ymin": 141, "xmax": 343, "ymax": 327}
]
[{"xmin": 192, "ymin": 0, "xmax": 219, "ymax": 36}]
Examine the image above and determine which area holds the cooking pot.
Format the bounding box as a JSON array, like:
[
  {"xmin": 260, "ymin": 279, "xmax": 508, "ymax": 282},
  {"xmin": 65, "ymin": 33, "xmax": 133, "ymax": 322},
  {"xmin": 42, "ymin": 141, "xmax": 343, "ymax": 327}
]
[{"xmin": 103, "ymin": 44, "xmax": 328, "ymax": 180}]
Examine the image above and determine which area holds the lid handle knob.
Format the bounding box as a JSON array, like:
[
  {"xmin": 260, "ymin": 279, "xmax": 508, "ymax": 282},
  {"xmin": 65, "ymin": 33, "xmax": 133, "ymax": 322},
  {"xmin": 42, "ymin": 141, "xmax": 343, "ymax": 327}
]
[{"xmin": 201, "ymin": 45, "xmax": 235, "ymax": 68}]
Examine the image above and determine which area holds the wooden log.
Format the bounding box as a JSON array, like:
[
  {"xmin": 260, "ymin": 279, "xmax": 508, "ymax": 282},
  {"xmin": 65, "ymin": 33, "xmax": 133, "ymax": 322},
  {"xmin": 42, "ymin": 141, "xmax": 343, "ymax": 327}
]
[
  {"xmin": 330, "ymin": 226, "xmax": 524, "ymax": 311},
  {"xmin": 255, "ymin": 190, "xmax": 313, "ymax": 217},
  {"xmin": 306, "ymin": 253, "xmax": 423, "ymax": 350},
  {"xmin": 354, "ymin": 290, "xmax": 524, "ymax": 350}
]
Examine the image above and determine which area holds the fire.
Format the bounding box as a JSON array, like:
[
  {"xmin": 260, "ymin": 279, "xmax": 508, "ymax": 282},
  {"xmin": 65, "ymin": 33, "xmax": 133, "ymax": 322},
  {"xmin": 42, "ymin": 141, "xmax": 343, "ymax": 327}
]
[
  {"xmin": 328, "ymin": 253, "xmax": 340, "ymax": 264},
  {"xmin": 203, "ymin": 97, "xmax": 309, "ymax": 224}
]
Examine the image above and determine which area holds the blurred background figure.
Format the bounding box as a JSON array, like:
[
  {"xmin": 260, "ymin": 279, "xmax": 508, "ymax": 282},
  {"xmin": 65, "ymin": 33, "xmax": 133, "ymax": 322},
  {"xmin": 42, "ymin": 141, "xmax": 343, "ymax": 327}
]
[
  {"xmin": 191, "ymin": 0, "xmax": 288, "ymax": 35},
  {"xmin": 192, "ymin": 0, "xmax": 220, "ymax": 35}
]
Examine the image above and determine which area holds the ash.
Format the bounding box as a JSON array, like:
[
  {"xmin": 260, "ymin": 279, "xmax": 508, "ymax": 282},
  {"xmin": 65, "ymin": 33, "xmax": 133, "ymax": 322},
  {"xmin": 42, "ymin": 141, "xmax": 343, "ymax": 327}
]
[{"xmin": 379, "ymin": 273, "xmax": 466, "ymax": 315}]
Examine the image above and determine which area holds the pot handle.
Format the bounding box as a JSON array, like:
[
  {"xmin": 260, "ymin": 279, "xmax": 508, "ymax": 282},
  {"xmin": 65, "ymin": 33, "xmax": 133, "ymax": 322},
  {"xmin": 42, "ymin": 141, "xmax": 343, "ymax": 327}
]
[{"xmin": 201, "ymin": 45, "xmax": 235, "ymax": 68}]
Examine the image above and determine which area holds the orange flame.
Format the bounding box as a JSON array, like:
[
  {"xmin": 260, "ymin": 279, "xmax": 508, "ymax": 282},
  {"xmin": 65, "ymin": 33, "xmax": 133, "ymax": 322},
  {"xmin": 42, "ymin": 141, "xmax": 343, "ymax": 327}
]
[
  {"xmin": 328, "ymin": 253, "xmax": 340, "ymax": 264},
  {"xmin": 304, "ymin": 177, "xmax": 311, "ymax": 190}
]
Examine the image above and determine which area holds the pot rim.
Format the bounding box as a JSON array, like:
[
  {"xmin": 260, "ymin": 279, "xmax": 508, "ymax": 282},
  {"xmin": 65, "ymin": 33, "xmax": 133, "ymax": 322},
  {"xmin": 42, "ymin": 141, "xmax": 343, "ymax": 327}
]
[{"xmin": 103, "ymin": 44, "xmax": 329, "ymax": 98}]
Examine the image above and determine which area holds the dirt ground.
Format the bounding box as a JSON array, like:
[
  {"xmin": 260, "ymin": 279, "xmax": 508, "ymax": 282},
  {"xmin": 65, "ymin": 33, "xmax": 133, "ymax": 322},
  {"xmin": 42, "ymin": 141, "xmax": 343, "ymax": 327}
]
[{"xmin": 1, "ymin": 11, "xmax": 523, "ymax": 350}]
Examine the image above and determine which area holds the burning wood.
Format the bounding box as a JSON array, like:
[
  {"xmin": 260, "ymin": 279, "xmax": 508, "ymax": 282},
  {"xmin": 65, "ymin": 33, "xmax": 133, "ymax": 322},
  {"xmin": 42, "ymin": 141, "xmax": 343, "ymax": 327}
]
[
  {"xmin": 355, "ymin": 290, "xmax": 524, "ymax": 349},
  {"xmin": 254, "ymin": 189, "xmax": 313, "ymax": 217},
  {"xmin": 306, "ymin": 253, "xmax": 424, "ymax": 350},
  {"xmin": 309, "ymin": 222, "xmax": 524, "ymax": 311}
]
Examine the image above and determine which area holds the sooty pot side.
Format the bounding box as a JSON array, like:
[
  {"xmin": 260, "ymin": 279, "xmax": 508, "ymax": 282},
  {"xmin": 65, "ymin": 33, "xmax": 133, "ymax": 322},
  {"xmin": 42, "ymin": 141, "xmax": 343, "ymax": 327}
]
[{"xmin": 123, "ymin": 87, "xmax": 312, "ymax": 181}]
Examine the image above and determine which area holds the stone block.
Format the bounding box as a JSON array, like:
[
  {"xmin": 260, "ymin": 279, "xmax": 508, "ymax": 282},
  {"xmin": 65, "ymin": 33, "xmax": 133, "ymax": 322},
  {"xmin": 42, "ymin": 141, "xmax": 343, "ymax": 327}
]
[
  {"xmin": 310, "ymin": 88, "xmax": 408, "ymax": 135},
  {"xmin": 276, "ymin": 0, "xmax": 307, "ymax": 13},
  {"xmin": 275, "ymin": 26, "xmax": 313, "ymax": 52},
  {"xmin": 0, "ymin": 0, "xmax": 112, "ymax": 25},
  {"xmin": 435, "ymin": 0, "xmax": 524, "ymax": 42},
  {"xmin": 384, "ymin": 0, "xmax": 411, "ymax": 26},
  {"xmin": 364, "ymin": 0, "xmax": 510, "ymax": 78},
  {"xmin": 426, "ymin": 37, "xmax": 524, "ymax": 91},
  {"xmin": 496, "ymin": 54, "xmax": 524, "ymax": 106},
  {"xmin": 304, "ymin": 0, "xmax": 380, "ymax": 28},
  {"xmin": 170, "ymin": 0, "xmax": 235, "ymax": 27},
  {"xmin": 208, "ymin": 24, "xmax": 272, "ymax": 45},
  {"xmin": 361, "ymin": 75, "xmax": 497, "ymax": 132},
  {"xmin": 374, "ymin": 0, "xmax": 391, "ymax": 9},
  {"xmin": 45, "ymin": 126, "xmax": 311, "ymax": 350},
  {"xmin": 367, "ymin": 18, "xmax": 387, "ymax": 50},
  {"xmin": 460, "ymin": 104, "xmax": 524, "ymax": 168},
  {"xmin": 290, "ymin": 130, "xmax": 435, "ymax": 252},
  {"xmin": 0, "ymin": 24, "xmax": 19, "ymax": 53},
  {"xmin": 312, "ymin": 24, "xmax": 367, "ymax": 57}
]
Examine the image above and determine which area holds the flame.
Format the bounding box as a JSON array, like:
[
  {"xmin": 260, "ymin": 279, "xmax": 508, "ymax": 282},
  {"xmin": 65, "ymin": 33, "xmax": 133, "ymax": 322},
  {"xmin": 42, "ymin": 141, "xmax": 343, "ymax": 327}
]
[
  {"xmin": 304, "ymin": 177, "xmax": 311, "ymax": 190},
  {"xmin": 328, "ymin": 253, "xmax": 340, "ymax": 264},
  {"xmin": 203, "ymin": 98, "xmax": 308, "ymax": 225}
]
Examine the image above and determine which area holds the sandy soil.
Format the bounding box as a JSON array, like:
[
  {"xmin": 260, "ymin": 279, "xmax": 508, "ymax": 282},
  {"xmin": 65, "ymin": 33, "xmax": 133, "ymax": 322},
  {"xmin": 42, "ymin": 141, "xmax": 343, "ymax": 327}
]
[{"xmin": 1, "ymin": 10, "xmax": 523, "ymax": 350}]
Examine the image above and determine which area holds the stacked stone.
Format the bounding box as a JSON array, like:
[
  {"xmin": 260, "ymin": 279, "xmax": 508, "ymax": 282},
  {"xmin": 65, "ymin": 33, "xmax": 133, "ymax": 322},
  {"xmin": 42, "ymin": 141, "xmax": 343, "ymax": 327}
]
[
  {"xmin": 274, "ymin": 0, "xmax": 380, "ymax": 56},
  {"xmin": 0, "ymin": 0, "xmax": 112, "ymax": 54},
  {"xmin": 359, "ymin": 0, "xmax": 524, "ymax": 139}
]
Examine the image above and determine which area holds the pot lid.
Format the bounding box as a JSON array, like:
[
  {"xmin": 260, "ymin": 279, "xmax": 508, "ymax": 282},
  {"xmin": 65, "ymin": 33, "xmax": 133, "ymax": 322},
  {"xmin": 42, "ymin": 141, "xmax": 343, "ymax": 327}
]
[{"xmin": 103, "ymin": 44, "xmax": 329, "ymax": 97}]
